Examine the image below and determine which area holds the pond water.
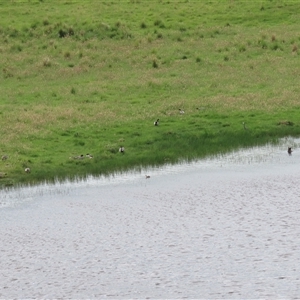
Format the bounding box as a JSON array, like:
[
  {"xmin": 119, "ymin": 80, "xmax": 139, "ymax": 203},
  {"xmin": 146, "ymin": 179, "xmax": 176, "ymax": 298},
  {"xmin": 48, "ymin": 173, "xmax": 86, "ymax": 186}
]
[{"xmin": 1, "ymin": 137, "xmax": 300, "ymax": 299}]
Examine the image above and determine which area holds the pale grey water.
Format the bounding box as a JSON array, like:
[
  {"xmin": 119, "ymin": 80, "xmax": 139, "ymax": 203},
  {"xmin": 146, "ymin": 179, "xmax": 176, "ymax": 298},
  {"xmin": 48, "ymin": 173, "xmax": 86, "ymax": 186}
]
[{"xmin": 0, "ymin": 137, "xmax": 300, "ymax": 299}]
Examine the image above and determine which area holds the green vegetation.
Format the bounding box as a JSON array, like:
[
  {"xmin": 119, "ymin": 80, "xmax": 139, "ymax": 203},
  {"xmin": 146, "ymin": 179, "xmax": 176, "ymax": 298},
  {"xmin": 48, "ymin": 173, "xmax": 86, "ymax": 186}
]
[{"xmin": 1, "ymin": 0, "xmax": 300, "ymax": 188}]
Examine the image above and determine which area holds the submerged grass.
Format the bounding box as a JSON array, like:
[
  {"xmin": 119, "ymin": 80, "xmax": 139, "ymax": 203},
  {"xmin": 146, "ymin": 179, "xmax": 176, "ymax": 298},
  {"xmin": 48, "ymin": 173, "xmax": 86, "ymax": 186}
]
[{"xmin": 1, "ymin": 0, "xmax": 300, "ymax": 188}]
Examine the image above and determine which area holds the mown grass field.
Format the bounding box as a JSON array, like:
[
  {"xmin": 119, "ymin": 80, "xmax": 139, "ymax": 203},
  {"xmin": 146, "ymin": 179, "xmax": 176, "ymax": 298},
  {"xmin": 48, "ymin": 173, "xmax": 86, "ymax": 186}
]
[{"xmin": 1, "ymin": 0, "xmax": 300, "ymax": 188}]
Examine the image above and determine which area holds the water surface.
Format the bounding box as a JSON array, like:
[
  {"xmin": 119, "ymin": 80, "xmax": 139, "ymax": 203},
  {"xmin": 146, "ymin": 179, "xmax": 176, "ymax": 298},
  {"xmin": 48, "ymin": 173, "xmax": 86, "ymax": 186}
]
[{"xmin": 1, "ymin": 137, "xmax": 300, "ymax": 299}]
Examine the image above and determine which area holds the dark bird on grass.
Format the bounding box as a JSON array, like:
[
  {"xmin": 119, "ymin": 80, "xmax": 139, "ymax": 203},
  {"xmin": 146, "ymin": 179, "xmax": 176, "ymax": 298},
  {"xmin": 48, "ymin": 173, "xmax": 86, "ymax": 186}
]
[
  {"xmin": 288, "ymin": 147, "xmax": 292, "ymax": 155},
  {"xmin": 154, "ymin": 119, "xmax": 159, "ymax": 126},
  {"xmin": 25, "ymin": 167, "xmax": 31, "ymax": 173},
  {"xmin": 179, "ymin": 109, "xmax": 185, "ymax": 114},
  {"xmin": 119, "ymin": 146, "xmax": 125, "ymax": 153}
]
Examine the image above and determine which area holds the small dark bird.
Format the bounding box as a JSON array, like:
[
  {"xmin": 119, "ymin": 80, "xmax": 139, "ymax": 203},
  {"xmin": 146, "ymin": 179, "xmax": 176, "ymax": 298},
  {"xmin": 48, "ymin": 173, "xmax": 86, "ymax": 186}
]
[
  {"xmin": 145, "ymin": 175, "xmax": 150, "ymax": 179},
  {"xmin": 288, "ymin": 147, "xmax": 292, "ymax": 155},
  {"xmin": 154, "ymin": 119, "xmax": 159, "ymax": 126},
  {"xmin": 119, "ymin": 146, "xmax": 125, "ymax": 153}
]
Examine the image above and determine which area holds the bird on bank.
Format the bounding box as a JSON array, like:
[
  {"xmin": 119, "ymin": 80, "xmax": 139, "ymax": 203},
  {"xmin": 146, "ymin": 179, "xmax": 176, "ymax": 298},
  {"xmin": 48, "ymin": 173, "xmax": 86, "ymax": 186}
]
[
  {"xmin": 154, "ymin": 119, "xmax": 159, "ymax": 126},
  {"xmin": 119, "ymin": 146, "xmax": 125, "ymax": 153},
  {"xmin": 86, "ymin": 154, "xmax": 93, "ymax": 159},
  {"xmin": 196, "ymin": 107, "xmax": 206, "ymax": 111},
  {"xmin": 1, "ymin": 155, "xmax": 8, "ymax": 161},
  {"xmin": 25, "ymin": 167, "xmax": 31, "ymax": 173},
  {"xmin": 288, "ymin": 147, "xmax": 292, "ymax": 155},
  {"xmin": 179, "ymin": 109, "xmax": 185, "ymax": 114}
]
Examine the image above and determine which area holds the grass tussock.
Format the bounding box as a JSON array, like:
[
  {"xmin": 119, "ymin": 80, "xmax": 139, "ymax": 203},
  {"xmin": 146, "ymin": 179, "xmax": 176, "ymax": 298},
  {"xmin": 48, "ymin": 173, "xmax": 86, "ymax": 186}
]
[{"xmin": 1, "ymin": 0, "xmax": 300, "ymax": 188}]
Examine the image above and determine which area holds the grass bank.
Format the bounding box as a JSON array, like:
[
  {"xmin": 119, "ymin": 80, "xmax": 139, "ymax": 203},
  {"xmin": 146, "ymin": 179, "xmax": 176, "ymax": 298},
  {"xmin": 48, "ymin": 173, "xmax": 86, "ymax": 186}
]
[{"xmin": 1, "ymin": 0, "xmax": 300, "ymax": 188}]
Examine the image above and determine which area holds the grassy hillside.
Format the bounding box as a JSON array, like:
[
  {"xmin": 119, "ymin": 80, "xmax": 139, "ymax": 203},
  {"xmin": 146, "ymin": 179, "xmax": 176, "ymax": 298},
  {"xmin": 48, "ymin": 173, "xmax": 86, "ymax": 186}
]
[{"xmin": 1, "ymin": 0, "xmax": 300, "ymax": 187}]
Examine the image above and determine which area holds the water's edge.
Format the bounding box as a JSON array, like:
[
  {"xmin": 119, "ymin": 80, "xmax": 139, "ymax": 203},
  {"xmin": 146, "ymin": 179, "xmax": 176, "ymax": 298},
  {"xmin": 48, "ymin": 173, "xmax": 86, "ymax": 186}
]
[{"xmin": 1, "ymin": 136, "xmax": 299, "ymax": 207}]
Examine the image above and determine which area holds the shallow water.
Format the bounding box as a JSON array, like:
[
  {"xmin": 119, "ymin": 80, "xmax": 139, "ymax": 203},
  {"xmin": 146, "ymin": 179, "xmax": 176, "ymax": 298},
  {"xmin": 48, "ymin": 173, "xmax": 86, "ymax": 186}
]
[{"xmin": 1, "ymin": 137, "xmax": 300, "ymax": 299}]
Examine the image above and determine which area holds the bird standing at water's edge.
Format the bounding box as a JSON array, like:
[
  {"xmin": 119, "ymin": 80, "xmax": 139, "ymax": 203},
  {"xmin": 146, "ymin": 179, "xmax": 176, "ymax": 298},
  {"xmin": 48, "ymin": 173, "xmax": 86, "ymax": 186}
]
[
  {"xmin": 288, "ymin": 147, "xmax": 292, "ymax": 155},
  {"xmin": 119, "ymin": 146, "xmax": 125, "ymax": 153}
]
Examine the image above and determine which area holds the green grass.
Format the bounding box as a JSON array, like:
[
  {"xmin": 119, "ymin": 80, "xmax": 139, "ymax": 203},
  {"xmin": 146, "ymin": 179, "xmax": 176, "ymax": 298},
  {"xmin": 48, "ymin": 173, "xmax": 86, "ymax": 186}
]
[{"xmin": 1, "ymin": 0, "xmax": 300, "ymax": 188}]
